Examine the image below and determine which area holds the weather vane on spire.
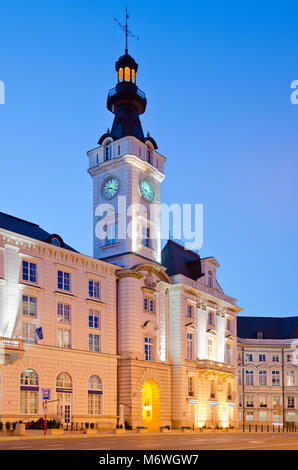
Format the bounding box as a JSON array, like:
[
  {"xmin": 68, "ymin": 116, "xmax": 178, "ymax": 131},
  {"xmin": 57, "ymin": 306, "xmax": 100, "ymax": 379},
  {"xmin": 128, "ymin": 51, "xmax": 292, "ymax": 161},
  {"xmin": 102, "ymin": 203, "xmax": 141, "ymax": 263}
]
[{"xmin": 114, "ymin": 7, "xmax": 139, "ymax": 54}]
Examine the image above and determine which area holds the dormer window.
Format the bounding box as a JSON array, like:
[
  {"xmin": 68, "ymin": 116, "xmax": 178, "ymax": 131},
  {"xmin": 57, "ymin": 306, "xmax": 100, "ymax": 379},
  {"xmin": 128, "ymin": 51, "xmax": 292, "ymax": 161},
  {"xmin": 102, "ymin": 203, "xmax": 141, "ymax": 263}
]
[
  {"xmin": 207, "ymin": 271, "xmax": 213, "ymax": 288},
  {"xmin": 257, "ymin": 331, "xmax": 264, "ymax": 339}
]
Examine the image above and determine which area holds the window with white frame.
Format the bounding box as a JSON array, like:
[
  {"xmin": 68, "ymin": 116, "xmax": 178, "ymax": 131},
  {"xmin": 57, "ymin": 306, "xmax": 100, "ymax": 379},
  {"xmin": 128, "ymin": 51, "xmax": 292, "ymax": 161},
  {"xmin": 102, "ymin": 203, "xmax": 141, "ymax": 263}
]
[
  {"xmin": 272, "ymin": 370, "xmax": 280, "ymax": 386},
  {"xmin": 208, "ymin": 311, "xmax": 214, "ymax": 325},
  {"xmin": 22, "ymin": 295, "xmax": 37, "ymax": 317},
  {"xmin": 89, "ymin": 333, "xmax": 100, "ymax": 352},
  {"xmin": 106, "ymin": 223, "xmax": 117, "ymax": 245},
  {"xmin": 259, "ymin": 411, "xmax": 268, "ymax": 421},
  {"xmin": 246, "ymin": 411, "xmax": 254, "ymax": 421},
  {"xmin": 287, "ymin": 371, "xmax": 295, "ymax": 387},
  {"xmin": 88, "ymin": 375, "xmax": 102, "ymax": 415},
  {"xmin": 272, "ymin": 354, "xmax": 280, "ymax": 362},
  {"xmin": 22, "ymin": 260, "xmax": 37, "ymax": 283},
  {"xmin": 22, "ymin": 322, "xmax": 37, "ymax": 343},
  {"xmin": 245, "ymin": 369, "xmax": 254, "ymax": 386},
  {"xmin": 287, "ymin": 412, "xmax": 295, "ymax": 422},
  {"xmin": 257, "ymin": 331, "xmax": 264, "ymax": 339},
  {"xmin": 144, "ymin": 336, "xmax": 153, "ymax": 361},
  {"xmin": 57, "ymin": 328, "xmax": 71, "ymax": 348},
  {"xmin": 57, "ymin": 270, "xmax": 71, "ymax": 291},
  {"xmin": 144, "ymin": 296, "xmax": 154, "ymax": 313},
  {"xmin": 89, "ymin": 310, "xmax": 101, "ymax": 329},
  {"xmin": 208, "ymin": 337, "xmax": 215, "ymax": 360},
  {"xmin": 273, "ymin": 395, "xmax": 281, "ymax": 408},
  {"xmin": 89, "ymin": 280, "xmax": 101, "ymax": 299},
  {"xmin": 259, "ymin": 370, "xmax": 267, "ymax": 386},
  {"xmin": 20, "ymin": 369, "xmax": 39, "ymax": 414},
  {"xmin": 245, "ymin": 353, "xmax": 253, "ymax": 362},
  {"xmin": 105, "ymin": 141, "xmax": 112, "ymax": 160},
  {"xmin": 57, "ymin": 303, "xmax": 71, "ymax": 323},
  {"xmin": 259, "ymin": 354, "xmax": 266, "ymax": 362},
  {"xmin": 186, "ymin": 332, "xmax": 193, "ymax": 360},
  {"xmin": 186, "ymin": 304, "xmax": 193, "ymax": 318},
  {"xmin": 142, "ymin": 226, "xmax": 151, "ymax": 248},
  {"xmin": 225, "ymin": 343, "xmax": 231, "ymax": 365}
]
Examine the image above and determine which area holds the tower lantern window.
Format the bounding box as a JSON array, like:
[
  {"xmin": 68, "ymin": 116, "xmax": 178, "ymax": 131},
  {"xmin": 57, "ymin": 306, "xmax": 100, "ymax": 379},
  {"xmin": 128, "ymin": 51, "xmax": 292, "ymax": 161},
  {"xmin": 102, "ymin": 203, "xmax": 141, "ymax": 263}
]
[
  {"xmin": 118, "ymin": 68, "xmax": 123, "ymax": 82},
  {"xmin": 124, "ymin": 66, "xmax": 130, "ymax": 82},
  {"xmin": 131, "ymin": 69, "xmax": 136, "ymax": 83}
]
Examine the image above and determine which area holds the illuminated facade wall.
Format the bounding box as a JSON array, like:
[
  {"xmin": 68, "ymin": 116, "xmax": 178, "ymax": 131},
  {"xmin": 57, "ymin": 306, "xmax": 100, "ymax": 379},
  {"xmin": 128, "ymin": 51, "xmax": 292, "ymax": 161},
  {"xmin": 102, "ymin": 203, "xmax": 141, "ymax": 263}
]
[{"xmin": 238, "ymin": 338, "xmax": 298, "ymax": 425}]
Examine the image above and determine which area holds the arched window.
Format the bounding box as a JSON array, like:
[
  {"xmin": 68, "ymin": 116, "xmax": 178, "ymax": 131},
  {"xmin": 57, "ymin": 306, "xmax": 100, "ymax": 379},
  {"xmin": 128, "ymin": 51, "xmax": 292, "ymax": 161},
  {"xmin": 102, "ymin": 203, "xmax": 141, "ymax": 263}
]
[
  {"xmin": 56, "ymin": 371, "xmax": 72, "ymax": 389},
  {"xmin": 118, "ymin": 68, "xmax": 123, "ymax": 82},
  {"xmin": 105, "ymin": 140, "xmax": 112, "ymax": 161},
  {"xmin": 20, "ymin": 369, "xmax": 39, "ymax": 414},
  {"xmin": 146, "ymin": 143, "xmax": 153, "ymax": 164},
  {"xmin": 207, "ymin": 271, "xmax": 212, "ymax": 288},
  {"xmin": 131, "ymin": 69, "xmax": 136, "ymax": 83},
  {"xmin": 88, "ymin": 375, "xmax": 102, "ymax": 415},
  {"xmin": 124, "ymin": 66, "xmax": 130, "ymax": 82}
]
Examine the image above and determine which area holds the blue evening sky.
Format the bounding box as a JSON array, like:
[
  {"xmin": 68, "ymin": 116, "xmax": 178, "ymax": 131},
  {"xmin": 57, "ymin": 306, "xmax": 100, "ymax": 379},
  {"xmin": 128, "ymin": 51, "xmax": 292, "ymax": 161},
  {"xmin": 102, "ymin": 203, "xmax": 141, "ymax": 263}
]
[{"xmin": 0, "ymin": 0, "xmax": 297, "ymax": 317}]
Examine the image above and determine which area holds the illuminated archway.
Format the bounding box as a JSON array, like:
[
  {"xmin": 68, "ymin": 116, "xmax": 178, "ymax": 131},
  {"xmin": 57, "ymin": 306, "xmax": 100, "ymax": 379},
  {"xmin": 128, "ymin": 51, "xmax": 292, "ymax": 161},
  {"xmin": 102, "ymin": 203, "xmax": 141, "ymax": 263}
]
[{"xmin": 141, "ymin": 380, "xmax": 160, "ymax": 430}]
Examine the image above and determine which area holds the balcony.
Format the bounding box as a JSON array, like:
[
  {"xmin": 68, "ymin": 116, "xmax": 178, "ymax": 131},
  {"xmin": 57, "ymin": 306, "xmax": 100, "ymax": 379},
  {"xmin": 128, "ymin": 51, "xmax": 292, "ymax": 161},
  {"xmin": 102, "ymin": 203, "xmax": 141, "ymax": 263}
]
[
  {"xmin": 196, "ymin": 359, "xmax": 233, "ymax": 378},
  {"xmin": 0, "ymin": 337, "xmax": 24, "ymax": 364}
]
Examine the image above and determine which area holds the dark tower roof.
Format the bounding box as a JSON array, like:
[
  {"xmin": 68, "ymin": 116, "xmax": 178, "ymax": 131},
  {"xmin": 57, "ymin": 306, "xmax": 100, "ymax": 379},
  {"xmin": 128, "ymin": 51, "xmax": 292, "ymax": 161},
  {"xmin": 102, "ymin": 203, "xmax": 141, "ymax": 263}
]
[
  {"xmin": 161, "ymin": 240, "xmax": 204, "ymax": 281},
  {"xmin": 237, "ymin": 316, "xmax": 298, "ymax": 339}
]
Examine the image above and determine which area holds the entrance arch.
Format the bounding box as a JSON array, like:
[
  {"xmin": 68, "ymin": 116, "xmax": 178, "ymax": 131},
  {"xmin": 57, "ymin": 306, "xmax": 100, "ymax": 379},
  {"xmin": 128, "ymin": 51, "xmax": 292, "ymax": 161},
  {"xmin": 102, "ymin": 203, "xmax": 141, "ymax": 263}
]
[{"xmin": 142, "ymin": 380, "xmax": 160, "ymax": 430}]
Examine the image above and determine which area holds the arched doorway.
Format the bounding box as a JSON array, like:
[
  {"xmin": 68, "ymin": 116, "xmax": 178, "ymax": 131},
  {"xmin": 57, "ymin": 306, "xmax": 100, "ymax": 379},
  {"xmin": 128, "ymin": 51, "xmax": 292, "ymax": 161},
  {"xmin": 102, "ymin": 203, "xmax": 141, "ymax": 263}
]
[{"xmin": 142, "ymin": 380, "xmax": 160, "ymax": 430}]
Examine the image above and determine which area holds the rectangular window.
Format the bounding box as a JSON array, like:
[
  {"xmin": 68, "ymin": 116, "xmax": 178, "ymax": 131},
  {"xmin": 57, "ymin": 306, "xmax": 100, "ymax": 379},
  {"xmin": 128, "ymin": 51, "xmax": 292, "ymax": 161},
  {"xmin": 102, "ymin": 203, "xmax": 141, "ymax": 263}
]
[
  {"xmin": 142, "ymin": 227, "xmax": 150, "ymax": 247},
  {"xmin": 208, "ymin": 312, "xmax": 213, "ymax": 325},
  {"xmin": 287, "ymin": 354, "xmax": 293, "ymax": 362},
  {"xmin": 89, "ymin": 310, "xmax": 101, "ymax": 329},
  {"xmin": 246, "ymin": 395, "xmax": 254, "ymax": 407},
  {"xmin": 227, "ymin": 319, "xmax": 232, "ymax": 331},
  {"xmin": 20, "ymin": 390, "xmax": 38, "ymax": 414},
  {"xmin": 186, "ymin": 333, "xmax": 193, "ymax": 360},
  {"xmin": 57, "ymin": 328, "xmax": 71, "ymax": 348},
  {"xmin": 144, "ymin": 297, "xmax": 154, "ymax": 313},
  {"xmin": 259, "ymin": 395, "xmax": 267, "ymax": 408},
  {"xmin": 287, "ymin": 412, "xmax": 295, "ymax": 422},
  {"xmin": 273, "ymin": 396, "xmax": 281, "ymax": 408},
  {"xmin": 272, "ymin": 370, "xmax": 280, "ymax": 386},
  {"xmin": 22, "ymin": 322, "xmax": 37, "ymax": 343},
  {"xmin": 259, "ymin": 370, "xmax": 267, "ymax": 386},
  {"xmin": 22, "ymin": 261, "xmax": 37, "ymax": 283},
  {"xmin": 107, "ymin": 223, "xmax": 117, "ymax": 245},
  {"xmin": 57, "ymin": 303, "xmax": 71, "ymax": 323},
  {"xmin": 245, "ymin": 354, "xmax": 253, "ymax": 362},
  {"xmin": 89, "ymin": 333, "xmax": 100, "ymax": 352},
  {"xmin": 187, "ymin": 376, "xmax": 194, "ymax": 396},
  {"xmin": 272, "ymin": 354, "xmax": 280, "ymax": 362},
  {"xmin": 22, "ymin": 295, "xmax": 37, "ymax": 317},
  {"xmin": 245, "ymin": 370, "xmax": 254, "ymax": 386},
  {"xmin": 246, "ymin": 411, "xmax": 254, "ymax": 421},
  {"xmin": 187, "ymin": 305, "xmax": 193, "ymax": 318},
  {"xmin": 272, "ymin": 414, "xmax": 281, "ymax": 423},
  {"xmin": 88, "ymin": 394, "xmax": 101, "ymax": 414},
  {"xmin": 145, "ymin": 337, "xmax": 153, "ymax": 361},
  {"xmin": 259, "ymin": 354, "xmax": 266, "ymax": 362},
  {"xmin": 208, "ymin": 337, "xmax": 214, "ymax": 361},
  {"xmin": 287, "ymin": 396, "xmax": 295, "ymax": 409},
  {"xmin": 259, "ymin": 411, "xmax": 268, "ymax": 422},
  {"xmin": 89, "ymin": 280, "xmax": 101, "ymax": 299},
  {"xmin": 57, "ymin": 270, "xmax": 71, "ymax": 291}
]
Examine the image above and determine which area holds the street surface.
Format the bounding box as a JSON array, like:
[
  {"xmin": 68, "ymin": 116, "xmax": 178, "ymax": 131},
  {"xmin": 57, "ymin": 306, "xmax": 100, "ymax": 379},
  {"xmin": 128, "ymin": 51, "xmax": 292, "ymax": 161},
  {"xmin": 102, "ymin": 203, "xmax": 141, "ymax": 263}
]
[{"xmin": 0, "ymin": 432, "xmax": 298, "ymax": 450}]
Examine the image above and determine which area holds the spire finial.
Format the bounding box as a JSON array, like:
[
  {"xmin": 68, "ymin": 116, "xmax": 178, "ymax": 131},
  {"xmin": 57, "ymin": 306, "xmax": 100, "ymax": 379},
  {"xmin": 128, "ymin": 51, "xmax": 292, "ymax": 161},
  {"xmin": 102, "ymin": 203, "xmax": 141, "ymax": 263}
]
[{"xmin": 114, "ymin": 8, "xmax": 139, "ymax": 55}]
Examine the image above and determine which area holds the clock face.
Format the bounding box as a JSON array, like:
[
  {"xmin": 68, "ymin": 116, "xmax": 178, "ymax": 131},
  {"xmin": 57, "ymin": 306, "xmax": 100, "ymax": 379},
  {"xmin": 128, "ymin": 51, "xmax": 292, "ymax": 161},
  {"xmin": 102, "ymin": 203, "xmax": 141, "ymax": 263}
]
[
  {"xmin": 140, "ymin": 179, "xmax": 155, "ymax": 202},
  {"xmin": 102, "ymin": 177, "xmax": 120, "ymax": 200}
]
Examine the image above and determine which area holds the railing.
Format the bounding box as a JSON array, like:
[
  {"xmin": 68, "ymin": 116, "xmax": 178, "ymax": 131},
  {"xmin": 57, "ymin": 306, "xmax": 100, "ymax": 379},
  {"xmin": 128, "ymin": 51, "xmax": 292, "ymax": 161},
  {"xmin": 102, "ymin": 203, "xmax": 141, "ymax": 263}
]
[
  {"xmin": 108, "ymin": 86, "xmax": 146, "ymax": 100},
  {"xmin": 0, "ymin": 336, "xmax": 24, "ymax": 350},
  {"xmin": 197, "ymin": 359, "xmax": 233, "ymax": 374}
]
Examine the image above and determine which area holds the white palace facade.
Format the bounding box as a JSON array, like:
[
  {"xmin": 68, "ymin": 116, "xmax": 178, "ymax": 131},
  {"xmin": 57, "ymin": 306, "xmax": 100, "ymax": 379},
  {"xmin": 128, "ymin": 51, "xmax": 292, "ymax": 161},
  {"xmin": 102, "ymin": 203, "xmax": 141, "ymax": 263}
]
[{"xmin": 0, "ymin": 46, "xmax": 297, "ymax": 430}]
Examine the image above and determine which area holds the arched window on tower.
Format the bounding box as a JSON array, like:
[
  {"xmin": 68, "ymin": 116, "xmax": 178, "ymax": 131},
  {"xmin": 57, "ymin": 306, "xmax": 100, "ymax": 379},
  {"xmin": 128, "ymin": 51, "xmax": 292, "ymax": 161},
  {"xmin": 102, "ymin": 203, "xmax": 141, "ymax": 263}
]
[
  {"xmin": 131, "ymin": 69, "xmax": 136, "ymax": 83},
  {"xmin": 104, "ymin": 140, "xmax": 112, "ymax": 161},
  {"xmin": 124, "ymin": 67, "xmax": 130, "ymax": 82},
  {"xmin": 146, "ymin": 142, "xmax": 153, "ymax": 165},
  {"xmin": 118, "ymin": 68, "xmax": 123, "ymax": 82}
]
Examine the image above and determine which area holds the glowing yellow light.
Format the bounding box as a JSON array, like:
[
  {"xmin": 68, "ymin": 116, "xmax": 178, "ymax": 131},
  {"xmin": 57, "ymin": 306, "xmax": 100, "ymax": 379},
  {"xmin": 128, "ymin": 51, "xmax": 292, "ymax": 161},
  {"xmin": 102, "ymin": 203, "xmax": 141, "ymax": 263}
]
[
  {"xmin": 124, "ymin": 67, "xmax": 130, "ymax": 81},
  {"xmin": 118, "ymin": 68, "xmax": 123, "ymax": 82},
  {"xmin": 131, "ymin": 69, "xmax": 136, "ymax": 83}
]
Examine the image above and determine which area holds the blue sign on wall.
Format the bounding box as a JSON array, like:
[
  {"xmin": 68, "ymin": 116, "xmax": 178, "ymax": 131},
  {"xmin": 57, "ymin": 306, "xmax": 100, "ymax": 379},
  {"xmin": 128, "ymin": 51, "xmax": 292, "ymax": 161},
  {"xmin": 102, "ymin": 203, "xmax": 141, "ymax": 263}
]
[{"xmin": 42, "ymin": 388, "xmax": 51, "ymax": 400}]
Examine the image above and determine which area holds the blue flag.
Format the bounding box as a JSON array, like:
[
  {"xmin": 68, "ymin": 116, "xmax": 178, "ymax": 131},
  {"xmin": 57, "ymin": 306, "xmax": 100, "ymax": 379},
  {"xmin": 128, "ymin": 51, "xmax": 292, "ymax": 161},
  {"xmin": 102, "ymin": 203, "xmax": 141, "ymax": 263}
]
[{"xmin": 36, "ymin": 327, "xmax": 43, "ymax": 340}]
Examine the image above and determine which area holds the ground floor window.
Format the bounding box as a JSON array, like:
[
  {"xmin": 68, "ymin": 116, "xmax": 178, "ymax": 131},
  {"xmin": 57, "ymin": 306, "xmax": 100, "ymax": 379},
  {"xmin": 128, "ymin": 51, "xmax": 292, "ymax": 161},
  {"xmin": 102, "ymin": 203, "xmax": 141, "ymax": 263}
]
[
  {"xmin": 20, "ymin": 390, "xmax": 38, "ymax": 414},
  {"xmin": 88, "ymin": 375, "xmax": 102, "ymax": 414},
  {"xmin": 246, "ymin": 411, "xmax": 254, "ymax": 421},
  {"xmin": 259, "ymin": 411, "xmax": 267, "ymax": 421},
  {"xmin": 287, "ymin": 412, "xmax": 296, "ymax": 422}
]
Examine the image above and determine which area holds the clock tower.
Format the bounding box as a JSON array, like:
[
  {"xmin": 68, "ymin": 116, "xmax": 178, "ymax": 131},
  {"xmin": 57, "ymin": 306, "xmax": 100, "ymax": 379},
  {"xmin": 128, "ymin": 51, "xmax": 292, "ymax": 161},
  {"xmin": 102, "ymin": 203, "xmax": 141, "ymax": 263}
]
[{"xmin": 87, "ymin": 48, "xmax": 165, "ymax": 269}]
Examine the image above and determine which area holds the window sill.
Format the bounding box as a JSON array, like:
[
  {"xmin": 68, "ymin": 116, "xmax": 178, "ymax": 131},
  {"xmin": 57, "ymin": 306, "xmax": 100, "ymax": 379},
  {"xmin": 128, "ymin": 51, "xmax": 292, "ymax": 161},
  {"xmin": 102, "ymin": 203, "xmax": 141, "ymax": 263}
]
[
  {"xmin": 20, "ymin": 282, "xmax": 42, "ymax": 290},
  {"xmin": 86, "ymin": 297, "xmax": 105, "ymax": 305},
  {"xmin": 101, "ymin": 242, "xmax": 120, "ymax": 250},
  {"xmin": 54, "ymin": 290, "xmax": 76, "ymax": 297}
]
